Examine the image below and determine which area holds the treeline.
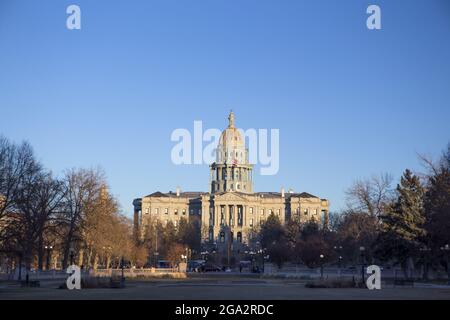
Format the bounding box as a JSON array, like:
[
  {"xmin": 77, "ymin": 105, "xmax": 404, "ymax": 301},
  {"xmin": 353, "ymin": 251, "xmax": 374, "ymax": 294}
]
[
  {"xmin": 134, "ymin": 217, "xmax": 202, "ymax": 268},
  {"xmin": 0, "ymin": 136, "xmax": 135, "ymax": 271},
  {"xmin": 255, "ymin": 144, "xmax": 450, "ymax": 280}
]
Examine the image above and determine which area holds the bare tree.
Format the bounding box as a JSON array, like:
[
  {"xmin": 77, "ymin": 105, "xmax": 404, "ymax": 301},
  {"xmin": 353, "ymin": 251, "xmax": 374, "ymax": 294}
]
[
  {"xmin": 0, "ymin": 137, "xmax": 38, "ymax": 238},
  {"xmin": 58, "ymin": 168, "xmax": 105, "ymax": 269},
  {"xmin": 0, "ymin": 138, "xmax": 42, "ymax": 269},
  {"xmin": 345, "ymin": 173, "xmax": 394, "ymax": 217},
  {"xmin": 12, "ymin": 170, "xmax": 65, "ymax": 270}
]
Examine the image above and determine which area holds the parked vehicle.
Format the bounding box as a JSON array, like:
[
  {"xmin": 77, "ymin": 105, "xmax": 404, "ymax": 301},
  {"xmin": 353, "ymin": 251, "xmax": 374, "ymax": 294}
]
[
  {"xmin": 157, "ymin": 260, "xmax": 172, "ymax": 269},
  {"xmin": 188, "ymin": 260, "xmax": 205, "ymax": 272},
  {"xmin": 200, "ymin": 263, "xmax": 222, "ymax": 272}
]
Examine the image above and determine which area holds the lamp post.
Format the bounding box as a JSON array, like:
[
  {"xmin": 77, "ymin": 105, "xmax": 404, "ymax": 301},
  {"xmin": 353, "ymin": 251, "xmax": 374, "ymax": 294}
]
[
  {"xmin": 69, "ymin": 246, "xmax": 75, "ymax": 266},
  {"xmin": 258, "ymin": 249, "xmax": 266, "ymax": 273},
  {"xmin": 44, "ymin": 245, "xmax": 53, "ymax": 271},
  {"xmin": 419, "ymin": 245, "xmax": 432, "ymax": 281},
  {"xmin": 334, "ymin": 245, "xmax": 343, "ymax": 276},
  {"xmin": 154, "ymin": 252, "xmax": 159, "ymax": 268},
  {"xmin": 181, "ymin": 254, "xmax": 188, "ymax": 272},
  {"xmin": 120, "ymin": 256, "xmax": 125, "ymax": 287},
  {"xmin": 255, "ymin": 241, "xmax": 266, "ymax": 273},
  {"xmin": 440, "ymin": 244, "xmax": 450, "ymax": 285},
  {"xmin": 320, "ymin": 254, "xmax": 325, "ymax": 279},
  {"xmin": 154, "ymin": 228, "xmax": 159, "ymax": 268},
  {"xmin": 360, "ymin": 246, "xmax": 366, "ymax": 284},
  {"xmin": 18, "ymin": 252, "xmax": 23, "ymax": 281}
]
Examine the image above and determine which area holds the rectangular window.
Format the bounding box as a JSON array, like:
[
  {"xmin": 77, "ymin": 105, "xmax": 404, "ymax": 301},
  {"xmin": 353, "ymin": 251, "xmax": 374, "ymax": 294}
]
[
  {"xmin": 269, "ymin": 209, "xmax": 273, "ymax": 215},
  {"xmin": 174, "ymin": 209, "xmax": 178, "ymax": 215},
  {"xmin": 154, "ymin": 208, "xmax": 159, "ymax": 214},
  {"xmin": 182, "ymin": 209, "xmax": 186, "ymax": 215},
  {"xmin": 209, "ymin": 230, "xmax": 214, "ymax": 241},
  {"xmin": 260, "ymin": 209, "xmax": 264, "ymax": 215},
  {"xmin": 250, "ymin": 219, "xmax": 253, "ymax": 227},
  {"xmin": 304, "ymin": 208, "xmax": 308, "ymax": 215},
  {"xmin": 277, "ymin": 209, "xmax": 281, "ymax": 215},
  {"xmin": 249, "ymin": 207, "xmax": 253, "ymax": 214},
  {"xmin": 165, "ymin": 208, "xmax": 168, "ymax": 214}
]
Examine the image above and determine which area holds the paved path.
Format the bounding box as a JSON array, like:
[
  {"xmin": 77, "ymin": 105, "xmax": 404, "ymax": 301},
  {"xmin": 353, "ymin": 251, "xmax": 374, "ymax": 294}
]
[{"xmin": 1, "ymin": 278, "xmax": 450, "ymax": 300}]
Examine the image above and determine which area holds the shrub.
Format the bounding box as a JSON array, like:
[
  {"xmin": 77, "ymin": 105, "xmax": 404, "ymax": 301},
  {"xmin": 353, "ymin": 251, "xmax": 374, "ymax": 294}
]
[{"xmin": 305, "ymin": 278, "xmax": 357, "ymax": 288}]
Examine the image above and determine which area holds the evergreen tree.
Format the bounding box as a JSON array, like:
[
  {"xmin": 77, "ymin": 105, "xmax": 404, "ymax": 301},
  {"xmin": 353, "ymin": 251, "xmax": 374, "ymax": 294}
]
[
  {"xmin": 377, "ymin": 169, "xmax": 426, "ymax": 277},
  {"xmin": 259, "ymin": 214, "xmax": 284, "ymax": 249},
  {"xmin": 424, "ymin": 144, "xmax": 450, "ymax": 278}
]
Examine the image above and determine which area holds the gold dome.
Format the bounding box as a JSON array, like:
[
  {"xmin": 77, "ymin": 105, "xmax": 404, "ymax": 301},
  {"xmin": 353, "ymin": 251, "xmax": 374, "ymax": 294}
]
[
  {"xmin": 216, "ymin": 111, "xmax": 247, "ymax": 165},
  {"xmin": 218, "ymin": 111, "xmax": 244, "ymax": 150}
]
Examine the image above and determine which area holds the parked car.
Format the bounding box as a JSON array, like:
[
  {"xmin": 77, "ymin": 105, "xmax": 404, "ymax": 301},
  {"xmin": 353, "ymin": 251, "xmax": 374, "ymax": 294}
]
[
  {"xmin": 188, "ymin": 260, "xmax": 205, "ymax": 272},
  {"xmin": 200, "ymin": 263, "xmax": 222, "ymax": 272}
]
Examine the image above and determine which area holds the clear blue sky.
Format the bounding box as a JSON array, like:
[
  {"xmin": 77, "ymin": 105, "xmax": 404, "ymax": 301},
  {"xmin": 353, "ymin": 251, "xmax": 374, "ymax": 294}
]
[{"xmin": 1, "ymin": 0, "xmax": 449, "ymax": 216}]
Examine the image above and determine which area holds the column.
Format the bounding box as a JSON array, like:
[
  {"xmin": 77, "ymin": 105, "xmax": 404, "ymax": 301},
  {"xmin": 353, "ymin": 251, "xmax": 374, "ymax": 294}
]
[
  {"xmin": 215, "ymin": 205, "xmax": 219, "ymax": 226},
  {"xmin": 225, "ymin": 205, "xmax": 229, "ymax": 226}
]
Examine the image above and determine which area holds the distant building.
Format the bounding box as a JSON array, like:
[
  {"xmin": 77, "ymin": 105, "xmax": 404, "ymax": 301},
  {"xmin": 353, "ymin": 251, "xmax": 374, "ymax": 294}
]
[{"xmin": 133, "ymin": 112, "xmax": 329, "ymax": 254}]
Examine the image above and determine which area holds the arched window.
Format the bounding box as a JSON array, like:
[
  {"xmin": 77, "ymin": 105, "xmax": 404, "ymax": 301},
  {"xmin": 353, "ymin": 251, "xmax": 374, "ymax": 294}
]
[
  {"xmin": 237, "ymin": 232, "xmax": 242, "ymax": 243},
  {"xmin": 220, "ymin": 232, "xmax": 225, "ymax": 243}
]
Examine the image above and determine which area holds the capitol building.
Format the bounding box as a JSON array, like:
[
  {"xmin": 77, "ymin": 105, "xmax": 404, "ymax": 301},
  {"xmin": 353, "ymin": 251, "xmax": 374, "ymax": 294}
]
[{"xmin": 133, "ymin": 112, "xmax": 329, "ymax": 254}]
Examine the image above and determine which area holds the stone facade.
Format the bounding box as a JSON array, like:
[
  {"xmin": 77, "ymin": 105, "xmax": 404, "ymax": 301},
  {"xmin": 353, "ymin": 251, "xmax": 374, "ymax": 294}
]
[{"xmin": 133, "ymin": 112, "xmax": 329, "ymax": 253}]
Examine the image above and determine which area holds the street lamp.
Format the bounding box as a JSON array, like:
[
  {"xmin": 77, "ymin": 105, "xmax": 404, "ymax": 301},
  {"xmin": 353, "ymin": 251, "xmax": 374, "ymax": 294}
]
[
  {"xmin": 120, "ymin": 256, "xmax": 125, "ymax": 287},
  {"xmin": 420, "ymin": 245, "xmax": 432, "ymax": 280},
  {"xmin": 258, "ymin": 249, "xmax": 266, "ymax": 273},
  {"xmin": 320, "ymin": 254, "xmax": 325, "ymax": 279},
  {"xmin": 334, "ymin": 245, "xmax": 343, "ymax": 276},
  {"xmin": 360, "ymin": 246, "xmax": 366, "ymax": 284},
  {"xmin": 181, "ymin": 254, "xmax": 188, "ymax": 271},
  {"xmin": 44, "ymin": 245, "xmax": 53, "ymax": 271},
  {"xmin": 154, "ymin": 252, "xmax": 159, "ymax": 268},
  {"xmin": 69, "ymin": 246, "xmax": 75, "ymax": 266},
  {"xmin": 440, "ymin": 244, "xmax": 450, "ymax": 285}
]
